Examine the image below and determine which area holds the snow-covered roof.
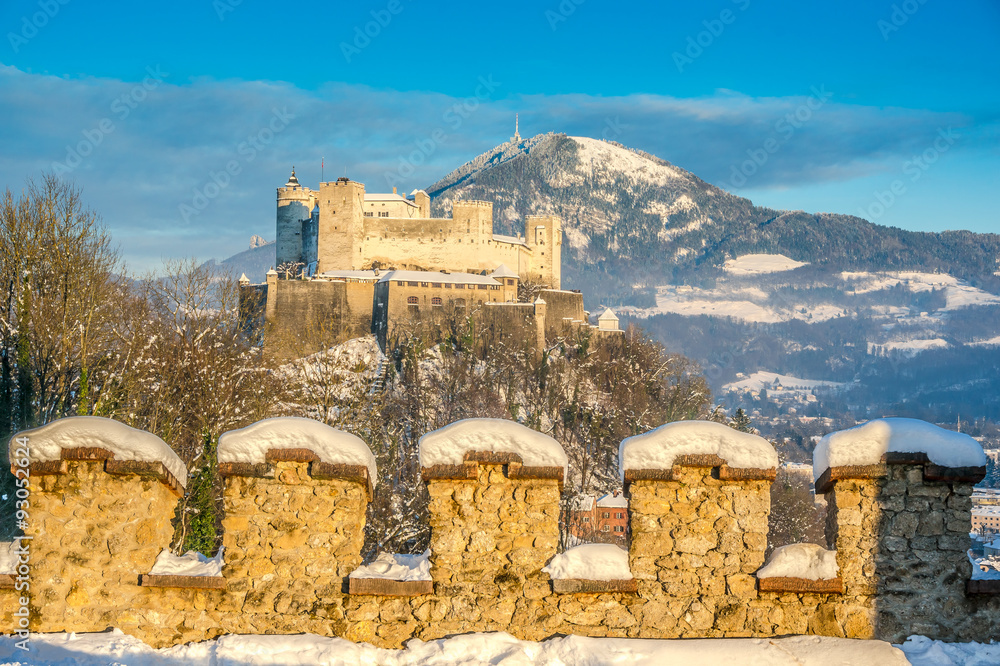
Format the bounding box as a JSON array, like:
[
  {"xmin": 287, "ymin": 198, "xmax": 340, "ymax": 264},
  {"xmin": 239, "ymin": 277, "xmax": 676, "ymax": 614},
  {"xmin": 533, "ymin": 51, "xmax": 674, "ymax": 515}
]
[
  {"xmin": 596, "ymin": 493, "xmax": 628, "ymax": 508},
  {"xmin": 491, "ymin": 264, "xmax": 519, "ymax": 279},
  {"xmin": 418, "ymin": 418, "xmax": 567, "ymax": 474},
  {"xmin": 492, "ymin": 233, "xmax": 528, "ymax": 247},
  {"xmin": 812, "ymin": 417, "xmax": 988, "ymax": 482},
  {"xmin": 542, "ymin": 544, "xmax": 632, "ymax": 581},
  {"xmin": 218, "ymin": 417, "xmax": 377, "ymax": 486},
  {"xmin": 757, "ymin": 543, "xmax": 838, "ymax": 581},
  {"xmin": 378, "ymin": 270, "xmax": 500, "ymax": 286},
  {"xmin": 618, "ymin": 420, "xmax": 778, "ymax": 482},
  {"xmin": 598, "ymin": 308, "xmax": 619, "ymax": 322},
  {"xmin": 316, "ymin": 269, "xmax": 381, "ymax": 281},
  {"xmin": 364, "ymin": 192, "xmax": 417, "ymax": 207},
  {"xmin": 570, "ymin": 495, "xmax": 595, "ymax": 511},
  {"xmin": 10, "ymin": 416, "xmax": 187, "ymax": 489}
]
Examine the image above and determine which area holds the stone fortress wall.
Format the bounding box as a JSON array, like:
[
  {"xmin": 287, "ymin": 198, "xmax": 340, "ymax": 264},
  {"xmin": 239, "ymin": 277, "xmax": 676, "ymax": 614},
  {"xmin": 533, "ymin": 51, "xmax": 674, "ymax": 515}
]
[
  {"xmin": 277, "ymin": 174, "xmax": 561, "ymax": 289},
  {"xmin": 3, "ymin": 416, "xmax": 997, "ymax": 650}
]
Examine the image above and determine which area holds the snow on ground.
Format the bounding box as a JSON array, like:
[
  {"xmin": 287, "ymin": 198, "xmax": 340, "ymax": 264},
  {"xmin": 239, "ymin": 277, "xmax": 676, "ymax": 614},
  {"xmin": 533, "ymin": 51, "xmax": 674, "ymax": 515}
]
[
  {"xmin": 0, "ymin": 630, "xmax": 912, "ymax": 665},
  {"xmin": 619, "ymin": 420, "xmax": 778, "ymax": 481},
  {"xmin": 724, "ymin": 254, "xmax": 808, "ymax": 275},
  {"xmin": 812, "ymin": 418, "xmax": 988, "ymax": 482},
  {"xmin": 9, "ymin": 416, "xmax": 187, "ymax": 489},
  {"xmin": 542, "ymin": 544, "xmax": 632, "ymax": 581},
  {"xmin": 350, "ymin": 551, "xmax": 431, "ymax": 582},
  {"xmin": 148, "ymin": 548, "xmax": 223, "ymax": 578},
  {"xmin": 757, "ymin": 543, "xmax": 838, "ymax": 581},
  {"xmin": 419, "ymin": 419, "xmax": 568, "ymax": 474},
  {"xmin": 877, "ymin": 338, "xmax": 950, "ymax": 356},
  {"xmin": 218, "ymin": 417, "xmax": 377, "ymax": 485},
  {"xmin": 724, "ymin": 371, "xmax": 845, "ymax": 394},
  {"xmin": 841, "ymin": 271, "xmax": 1000, "ymax": 311},
  {"xmin": 968, "ymin": 335, "xmax": 1000, "ymax": 347},
  {"xmin": 899, "ymin": 635, "xmax": 1000, "ymax": 665}
]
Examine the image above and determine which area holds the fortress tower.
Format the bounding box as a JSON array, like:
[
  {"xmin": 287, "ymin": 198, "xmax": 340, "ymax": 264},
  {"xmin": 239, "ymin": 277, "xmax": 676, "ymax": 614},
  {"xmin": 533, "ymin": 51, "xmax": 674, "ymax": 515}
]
[{"xmin": 275, "ymin": 168, "xmax": 318, "ymax": 269}]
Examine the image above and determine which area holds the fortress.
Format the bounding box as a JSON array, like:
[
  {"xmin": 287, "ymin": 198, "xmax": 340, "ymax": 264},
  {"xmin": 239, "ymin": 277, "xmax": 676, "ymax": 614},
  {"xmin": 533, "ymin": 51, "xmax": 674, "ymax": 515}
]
[{"xmin": 246, "ymin": 168, "xmax": 618, "ymax": 352}]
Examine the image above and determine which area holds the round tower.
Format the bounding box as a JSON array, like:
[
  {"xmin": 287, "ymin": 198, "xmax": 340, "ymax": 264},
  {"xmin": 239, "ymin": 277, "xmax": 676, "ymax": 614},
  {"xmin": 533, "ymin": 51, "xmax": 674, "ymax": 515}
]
[{"xmin": 276, "ymin": 167, "xmax": 315, "ymax": 268}]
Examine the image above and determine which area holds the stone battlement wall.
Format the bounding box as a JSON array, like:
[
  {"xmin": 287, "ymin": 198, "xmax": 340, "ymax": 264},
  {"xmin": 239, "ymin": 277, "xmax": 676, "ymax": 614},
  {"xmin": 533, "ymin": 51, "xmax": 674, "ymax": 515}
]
[{"xmin": 2, "ymin": 419, "xmax": 998, "ymax": 649}]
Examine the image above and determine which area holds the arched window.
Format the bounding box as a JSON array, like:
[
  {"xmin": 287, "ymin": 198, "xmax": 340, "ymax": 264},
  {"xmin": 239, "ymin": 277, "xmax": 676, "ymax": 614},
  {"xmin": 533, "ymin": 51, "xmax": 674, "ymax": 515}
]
[
  {"xmin": 407, "ymin": 296, "xmax": 418, "ymax": 305},
  {"xmin": 431, "ymin": 297, "xmax": 443, "ymax": 307}
]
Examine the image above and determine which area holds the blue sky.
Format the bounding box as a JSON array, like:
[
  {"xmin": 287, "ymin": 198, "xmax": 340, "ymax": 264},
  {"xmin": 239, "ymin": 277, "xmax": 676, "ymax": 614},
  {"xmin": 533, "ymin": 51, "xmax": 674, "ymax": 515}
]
[{"xmin": 1, "ymin": 0, "xmax": 997, "ymax": 271}]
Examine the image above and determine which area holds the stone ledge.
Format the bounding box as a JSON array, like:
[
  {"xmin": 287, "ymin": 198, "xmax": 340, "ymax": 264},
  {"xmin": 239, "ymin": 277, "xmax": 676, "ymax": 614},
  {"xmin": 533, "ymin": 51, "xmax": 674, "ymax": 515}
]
[
  {"xmin": 551, "ymin": 578, "xmax": 638, "ymax": 594},
  {"xmin": 817, "ymin": 455, "xmax": 987, "ymax": 493},
  {"xmin": 623, "ymin": 456, "xmax": 775, "ymax": 492},
  {"xmin": 758, "ymin": 576, "xmax": 843, "ymax": 594},
  {"xmin": 966, "ymin": 579, "xmax": 1000, "ymax": 595},
  {"xmin": 218, "ymin": 453, "xmax": 374, "ymax": 501},
  {"xmin": 815, "ymin": 464, "xmax": 887, "ymax": 494},
  {"xmin": 0, "ymin": 574, "xmax": 14, "ymax": 589},
  {"xmin": 25, "ymin": 447, "xmax": 184, "ymax": 497},
  {"xmin": 139, "ymin": 574, "xmax": 226, "ymax": 589},
  {"xmin": 421, "ymin": 451, "xmax": 564, "ymax": 486},
  {"xmin": 348, "ymin": 578, "xmax": 433, "ymax": 596}
]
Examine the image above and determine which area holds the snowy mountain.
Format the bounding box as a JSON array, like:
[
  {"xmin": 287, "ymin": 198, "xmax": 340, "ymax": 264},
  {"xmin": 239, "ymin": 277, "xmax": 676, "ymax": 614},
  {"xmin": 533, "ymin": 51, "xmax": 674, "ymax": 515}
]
[
  {"xmin": 426, "ymin": 133, "xmax": 1000, "ymax": 308},
  {"xmin": 425, "ymin": 134, "xmax": 1000, "ymax": 448}
]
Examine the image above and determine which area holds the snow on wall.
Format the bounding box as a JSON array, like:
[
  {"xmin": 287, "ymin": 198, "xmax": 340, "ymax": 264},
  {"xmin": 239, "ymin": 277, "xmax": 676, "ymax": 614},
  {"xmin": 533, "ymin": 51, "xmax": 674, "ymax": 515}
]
[
  {"xmin": 757, "ymin": 543, "xmax": 838, "ymax": 581},
  {"xmin": 349, "ymin": 551, "xmax": 431, "ymax": 582},
  {"xmin": 541, "ymin": 544, "xmax": 632, "ymax": 581},
  {"xmin": 148, "ymin": 548, "xmax": 223, "ymax": 578},
  {"xmin": 418, "ymin": 418, "xmax": 567, "ymax": 474},
  {"xmin": 812, "ymin": 417, "xmax": 988, "ymax": 482},
  {"xmin": 218, "ymin": 417, "xmax": 377, "ymax": 486},
  {"xmin": 9, "ymin": 416, "xmax": 187, "ymax": 489},
  {"xmin": 619, "ymin": 420, "xmax": 778, "ymax": 481}
]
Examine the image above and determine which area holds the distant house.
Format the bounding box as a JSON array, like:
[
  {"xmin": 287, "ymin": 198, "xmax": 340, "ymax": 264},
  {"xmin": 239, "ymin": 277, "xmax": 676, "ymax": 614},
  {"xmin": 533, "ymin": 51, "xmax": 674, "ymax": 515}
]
[{"xmin": 567, "ymin": 491, "xmax": 628, "ymax": 546}]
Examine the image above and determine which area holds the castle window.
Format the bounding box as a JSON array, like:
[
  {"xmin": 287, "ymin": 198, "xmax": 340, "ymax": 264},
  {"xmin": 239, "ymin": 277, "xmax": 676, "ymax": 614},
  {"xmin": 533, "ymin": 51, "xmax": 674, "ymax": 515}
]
[
  {"xmin": 616, "ymin": 512, "xmax": 624, "ymax": 519},
  {"xmin": 477, "ymin": 284, "xmax": 487, "ymax": 290},
  {"xmin": 614, "ymin": 526, "xmax": 625, "ymax": 533},
  {"xmin": 456, "ymin": 284, "xmax": 466, "ymax": 289},
  {"xmin": 455, "ymin": 298, "xmax": 466, "ymax": 308},
  {"xmin": 432, "ymin": 283, "xmax": 442, "ymax": 288},
  {"xmin": 507, "ymin": 279, "xmax": 515, "ymax": 286},
  {"xmin": 421, "ymin": 282, "xmax": 429, "ymax": 287},
  {"xmin": 445, "ymin": 283, "xmax": 452, "ymax": 289},
  {"xmin": 602, "ymin": 512, "xmax": 610, "ymax": 519},
  {"xmin": 602, "ymin": 525, "xmax": 610, "ymax": 532},
  {"xmin": 408, "ymin": 281, "xmax": 419, "ymax": 287},
  {"xmin": 364, "ymin": 212, "xmax": 373, "ymax": 217},
  {"xmin": 431, "ymin": 297, "xmax": 443, "ymax": 307},
  {"xmin": 407, "ymin": 296, "xmax": 419, "ymax": 306}
]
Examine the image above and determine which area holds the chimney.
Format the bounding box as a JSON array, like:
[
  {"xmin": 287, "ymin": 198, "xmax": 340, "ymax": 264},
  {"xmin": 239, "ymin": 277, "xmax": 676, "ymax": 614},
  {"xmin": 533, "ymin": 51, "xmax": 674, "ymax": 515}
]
[{"xmin": 392, "ymin": 187, "xmax": 397, "ymax": 194}]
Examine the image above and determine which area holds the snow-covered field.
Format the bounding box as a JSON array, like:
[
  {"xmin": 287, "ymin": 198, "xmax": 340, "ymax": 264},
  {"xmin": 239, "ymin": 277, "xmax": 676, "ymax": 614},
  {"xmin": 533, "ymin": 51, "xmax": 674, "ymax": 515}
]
[
  {"xmin": 724, "ymin": 254, "xmax": 808, "ymax": 275},
  {"xmin": 621, "ymin": 261, "xmax": 1000, "ymax": 333},
  {"xmin": 0, "ymin": 630, "xmax": 938, "ymax": 665},
  {"xmin": 724, "ymin": 371, "xmax": 846, "ymax": 394}
]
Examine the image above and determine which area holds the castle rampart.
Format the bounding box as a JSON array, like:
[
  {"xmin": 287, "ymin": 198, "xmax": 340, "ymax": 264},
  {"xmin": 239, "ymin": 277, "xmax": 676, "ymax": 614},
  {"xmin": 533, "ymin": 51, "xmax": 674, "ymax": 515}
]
[{"xmin": 6, "ymin": 415, "xmax": 995, "ymax": 649}]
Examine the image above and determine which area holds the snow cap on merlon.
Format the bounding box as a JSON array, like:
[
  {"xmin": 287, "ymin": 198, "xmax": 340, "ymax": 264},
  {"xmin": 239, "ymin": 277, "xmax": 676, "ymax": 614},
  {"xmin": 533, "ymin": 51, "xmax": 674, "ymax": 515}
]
[
  {"xmin": 10, "ymin": 416, "xmax": 187, "ymax": 490},
  {"xmin": 218, "ymin": 416, "xmax": 377, "ymax": 487},
  {"xmin": 812, "ymin": 417, "xmax": 988, "ymax": 483},
  {"xmin": 418, "ymin": 418, "xmax": 568, "ymax": 478},
  {"xmin": 618, "ymin": 420, "xmax": 778, "ymax": 483}
]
